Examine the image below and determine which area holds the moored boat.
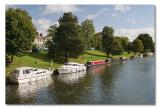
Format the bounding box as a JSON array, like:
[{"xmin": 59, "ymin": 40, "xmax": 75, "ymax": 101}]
[
  {"xmin": 135, "ymin": 53, "xmax": 143, "ymax": 58},
  {"xmin": 86, "ymin": 60, "xmax": 106, "ymax": 67},
  {"xmin": 58, "ymin": 62, "xmax": 86, "ymax": 74},
  {"xmin": 10, "ymin": 67, "xmax": 54, "ymax": 84}
]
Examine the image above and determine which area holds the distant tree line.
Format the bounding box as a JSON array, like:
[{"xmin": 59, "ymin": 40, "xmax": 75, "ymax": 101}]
[
  {"xmin": 6, "ymin": 8, "xmax": 155, "ymax": 63},
  {"xmin": 47, "ymin": 12, "xmax": 154, "ymax": 60}
]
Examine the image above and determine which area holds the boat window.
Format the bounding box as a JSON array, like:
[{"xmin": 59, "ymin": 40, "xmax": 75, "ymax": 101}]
[
  {"xmin": 43, "ymin": 71, "xmax": 46, "ymax": 73},
  {"xmin": 14, "ymin": 70, "xmax": 19, "ymax": 74},
  {"xmin": 36, "ymin": 72, "xmax": 42, "ymax": 74},
  {"xmin": 23, "ymin": 70, "xmax": 30, "ymax": 74},
  {"xmin": 23, "ymin": 70, "xmax": 26, "ymax": 74},
  {"xmin": 33, "ymin": 69, "xmax": 38, "ymax": 71},
  {"xmin": 26, "ymin": 70, "xmax": 30, "ymax": 74}
]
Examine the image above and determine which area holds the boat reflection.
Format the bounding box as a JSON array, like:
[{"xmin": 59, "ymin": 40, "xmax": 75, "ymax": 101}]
[
  {"xmin": 57, "ymin": 71, "xmax": 86, "ymax": 84},
  {"xmin": 87, "ymin": 64, "xmax": 111, "ymax": 75},
  {"xmin": 17, "ymin": 77, "xmax": 53, "ymax": 98}
]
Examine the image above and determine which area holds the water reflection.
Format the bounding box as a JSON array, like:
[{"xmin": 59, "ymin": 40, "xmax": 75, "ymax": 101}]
[
  {"xmin": 6, "ymin": 77, "xmax": 53, "ymax": 104},
  {"xmin": 6, "ymin": 57, "xmax": 155, "ymax": 104},
  {"xmin": 57, "ymin": 71, "xmax": 86, "ymax": 84}
]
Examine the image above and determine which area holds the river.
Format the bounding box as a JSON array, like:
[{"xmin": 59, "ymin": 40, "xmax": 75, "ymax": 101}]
[{"xmin": 6, "ymin": 56, "xmax": 155, "ymax": 104}]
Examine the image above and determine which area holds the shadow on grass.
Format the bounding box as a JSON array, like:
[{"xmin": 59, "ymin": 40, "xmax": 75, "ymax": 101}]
[
  {"xmin": 26, "ymin": 52, "xmax": 66, "ymax": 64},
  {"xmin": 85, "ymin": 51, "xmax": 107, "ymax": 58}
]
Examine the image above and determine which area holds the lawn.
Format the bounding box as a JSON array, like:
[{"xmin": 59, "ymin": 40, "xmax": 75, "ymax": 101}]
[{"xmin": 6, "ymin": 50, "xmax": 133, "ymax": 77}]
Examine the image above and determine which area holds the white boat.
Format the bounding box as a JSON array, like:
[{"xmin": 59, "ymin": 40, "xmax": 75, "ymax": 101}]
[
  {"xmin": 10, "ymin": 67, "xmax": 54, "ymax": 84},
  {"xmin": 58, "ymin": 62, "xmax": 86, "ymax": 74},
  {"xmin": 148, "ymin": 52, "xmax": 154, "ymax": 56},
  {"xmin": 135, "ymin": 53, "xmax": 143, "ymax": 58}
]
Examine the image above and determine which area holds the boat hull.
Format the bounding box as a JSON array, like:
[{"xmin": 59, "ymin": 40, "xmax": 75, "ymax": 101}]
[
  {"xmin": 10, "ymin": 74, "xmax": 52, "ymax": 84},
  {"xmin": 58, "ymin": 68, "xmax": 86, "ymax": 74}
]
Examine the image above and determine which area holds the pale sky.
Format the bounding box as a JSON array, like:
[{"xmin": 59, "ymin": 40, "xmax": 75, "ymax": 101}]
[{"xmin": 6, "ymin": 5, "xmax": 155, "ymax": 41}]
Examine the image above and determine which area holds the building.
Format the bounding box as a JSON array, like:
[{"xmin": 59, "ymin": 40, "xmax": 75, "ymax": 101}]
[{"xmin": 34, "ymin": 33, "xmax": 51, "ymax": 48}]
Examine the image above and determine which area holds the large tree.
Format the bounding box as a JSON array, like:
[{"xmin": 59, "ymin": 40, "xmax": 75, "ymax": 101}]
[
  {"xmin": 111, "ymin": 38, "xmax": 124, "ymax": 55},
  {"xmin": 6, "ymin": 8, "xmax": 37, "ymax": 62},
  {"xmin": 91, "ymin": 32, "xmax": 102, "ymax": 49},
  {"xmin": 120, "ymin": 37, "xmax": 129, "ymax": 51},
  {"xmin": 52, "ymin": 12, "xmax": 85, "ymax": 61},
  {"xmin": 127, "ymin": 42, "xmax": 133, "ymax": 53},
  {"xmin": 102, "ymin": 26, "xmax": 114, "ymax": 57},
  {"xmin": 46, "ymin": 25, "xmax": 58, "ymax": 59},
  {"xmin": 137, "ymin": 33, "xmax": 154, "ymax": 51},
  {"xmin": 132, "ymin": 39, "xmax": 144, "ymax": 53},
  {"xmin": 81, "ymin": 19, "xmax": 95, "ymax": 49}
]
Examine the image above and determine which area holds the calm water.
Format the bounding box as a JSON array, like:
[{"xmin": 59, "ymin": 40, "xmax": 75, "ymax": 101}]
[{"xmin": 6, "ymin": 56, "xmax": 155, "ymax": 104}]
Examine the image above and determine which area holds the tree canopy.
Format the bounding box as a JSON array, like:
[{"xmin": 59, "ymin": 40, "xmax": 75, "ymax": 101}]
[
  {"xmin": 111, "ymin": 38, "xmax": 124, "ymax": 55},
  {"xmin": 49, "ymin": 12, "xmax": 85, "ymax": 61},
  {"xmin": 133, "ymin": 39, "xmax": 144, "ymax": 53},
  {"xmin": 137, "ymin": 33, "xmax": 154, "ymax": 51},
  {"xmin": 102, "ymin": 26, "xmax": 114, "ymax": 57},
  {"xmin": 6, "ymin": 8, "xmax": 37, "ymax": 62},
  {"xmin": 81, "ymin": 19, "xmax": 95, "ymax": 49}
]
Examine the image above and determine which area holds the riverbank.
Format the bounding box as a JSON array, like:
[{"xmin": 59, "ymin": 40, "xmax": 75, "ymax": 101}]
[{"xmin": 6, "ymin": 50, "xmax": 133, "ymax": 77}]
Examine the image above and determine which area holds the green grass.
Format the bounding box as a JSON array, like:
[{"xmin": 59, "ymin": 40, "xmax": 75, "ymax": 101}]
[{"xmin": 6, "ymin": 50, "xmax": 133, "ymax": 77}]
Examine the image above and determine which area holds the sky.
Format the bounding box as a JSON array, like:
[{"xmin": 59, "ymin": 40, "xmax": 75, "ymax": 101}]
[{"xmin": 6, "ymin": 5, "xmax": 155, "ymax": 41}]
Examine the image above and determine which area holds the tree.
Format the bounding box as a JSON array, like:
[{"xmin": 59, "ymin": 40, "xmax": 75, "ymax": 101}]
[
  {"xmin": 111, "ymin": 38, "xmax": 124, "ymax": 55},
  {"xmin": 120, "ymin": 37, "xmax": 129, "ymax": 51},
  {"xmin": 91, "ymin": 32, "xmax": 102, "ymax": 49},
  {"xmin": 132, "ymin": 39, "xmax": 144, "ymax": 53},
  {"xmin": 51, "ymin": 12, "xmax": 85, "ymax": 61},
  {"xmin": 127, "ymin": 42, "xmax": 133, "ymax": 53},
  {"xmin": 137, "ymin": 33, "xmax": 154, "ymax": 51},
  {"xmin": 114, "ymin": 36, "xmax": 129, "ymax": 51},
  {"xmin": 6, "ymin": 8, "xmax": 37, "ymax": 63},
  {"xmin": 81, "ymin": 19, "xmax": 95, "ymax": 49},
  {"xmin": 46, "ymin": 24, "xmax": 58, "ymax": 38},
  {"xmin": 46, "ymin": 25, "xmax": 58, "ymax": 59},
  {"xmin": 102, "ymin": 26, "xmax": 114, "ymax": 57}
]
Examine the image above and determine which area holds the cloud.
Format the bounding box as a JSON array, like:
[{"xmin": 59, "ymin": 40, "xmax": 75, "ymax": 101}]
[
  {"xmin": 114, "ymin": 5, "xmax": 130, "ymax": 12},
  {"xmin": 127, "ymin": 18, "xmax": 136, "ymax": 24},
  {"xmin": 42, "ymin": 5, "xmax": 82, "ymax": 15},
  {"xmin": 111, "ymin": 13, "xmax": 117, "ymax": 17},
  {"xmin": 86, "ymin": 8, "xmax": 108, "ymax": 20},
  {"xmin": 33, "ymin": 18, "xmax": 59, "ymax": 36},
  {"xmin": 114, "ymin": 27, "xmax": 155, "ymax": 41}
]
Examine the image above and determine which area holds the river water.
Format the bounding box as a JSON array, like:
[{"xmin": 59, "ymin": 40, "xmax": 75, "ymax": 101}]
[{"xmin": 6, "ymin": 56, "xmax": 155, "ymax": 104}]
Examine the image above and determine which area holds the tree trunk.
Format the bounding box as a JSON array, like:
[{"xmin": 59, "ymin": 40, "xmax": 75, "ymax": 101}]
[{"xmin": 10, "ymin": 53, "xmax": 14, "ymax": 63}]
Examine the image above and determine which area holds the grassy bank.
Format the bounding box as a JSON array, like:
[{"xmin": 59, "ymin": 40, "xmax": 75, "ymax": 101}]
[{"xmin": 6, "ymin": 50, "xmax": 133, "ymax": 77}]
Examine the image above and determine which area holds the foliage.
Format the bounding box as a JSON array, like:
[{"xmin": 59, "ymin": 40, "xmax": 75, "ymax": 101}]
[
  {"xmin": 137, "ymin": 33, "xmax": 154, "ymax": 51},
  {"xmin": 81, "ymin": 19, "xmax": 95, "ymax": 49},
  {"xmin": 127, "ymin": 42, "xmax": 134, "ymax": 53},
  {"xmin": 102, "ymin": 26, "xmax": 114, "ymax": 57},
  {"xmin": 111, "ymin": 38, "xmax": 124, "ymax": 55},
  {"xmin": 132, "ymin": 39, "xmax": 144, "ymax": 52},
  {"xmin": 49, "ymin": 12, "xmax": 85, "ymax": 61},
  {"xmin": 120, "ymin": 37, "xmax": 129, "ymax": 51},
  {"xmin": 91, "ymin": 32, "xmax": 102, "ymax": 49},
  {"xmin": 6, "ymin": 8, "xmax": 37, "ymax": 62},
  {"xmin": 32, "ymin": 44, "xmax": 39, "ymax": 52}
]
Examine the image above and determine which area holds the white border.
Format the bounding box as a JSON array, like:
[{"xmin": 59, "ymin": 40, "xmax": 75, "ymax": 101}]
[{"xmin": 0, "ymin": 0, "xmax": 160, "ymax": 109}]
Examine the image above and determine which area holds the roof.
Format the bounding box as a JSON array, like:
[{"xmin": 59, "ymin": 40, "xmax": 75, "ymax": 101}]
[{"xmin": 15, "ymin": 67, "xmax": 36, "ymax": 70}]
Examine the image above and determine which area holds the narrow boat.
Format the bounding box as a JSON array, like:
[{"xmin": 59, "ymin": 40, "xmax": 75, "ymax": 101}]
[
  {"xmin": 9, "ymin": 67, "xmax": 54, "ymax": 84},
  {"xmin": 86, "ymin": 60, "xmax": 106, "ymax": 67},
  {"xmin": 58, "ymin": 62, "xmax": 86, "ymax": 74}
]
